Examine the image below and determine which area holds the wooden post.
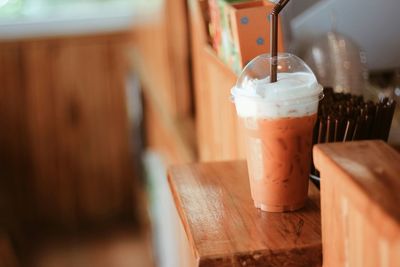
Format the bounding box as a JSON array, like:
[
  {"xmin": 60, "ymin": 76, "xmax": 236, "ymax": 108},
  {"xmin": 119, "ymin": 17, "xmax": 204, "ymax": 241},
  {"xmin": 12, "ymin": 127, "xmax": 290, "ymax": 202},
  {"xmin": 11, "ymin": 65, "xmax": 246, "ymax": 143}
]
[{"xmin": 314, "ymin": 140, "xmax": 400, "ymax": 267}]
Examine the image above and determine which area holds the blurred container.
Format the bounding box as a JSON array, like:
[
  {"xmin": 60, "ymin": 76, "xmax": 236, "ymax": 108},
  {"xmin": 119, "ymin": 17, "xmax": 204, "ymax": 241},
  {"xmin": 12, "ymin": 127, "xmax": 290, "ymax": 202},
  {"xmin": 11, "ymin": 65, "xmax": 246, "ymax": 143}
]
[
  {"xmin": 304, "ymin": 31, "xmax": 368, "ymax": 95},
  {"xmin": 364, "ymin": 70, "xmax": 400, "ymax": 148}
]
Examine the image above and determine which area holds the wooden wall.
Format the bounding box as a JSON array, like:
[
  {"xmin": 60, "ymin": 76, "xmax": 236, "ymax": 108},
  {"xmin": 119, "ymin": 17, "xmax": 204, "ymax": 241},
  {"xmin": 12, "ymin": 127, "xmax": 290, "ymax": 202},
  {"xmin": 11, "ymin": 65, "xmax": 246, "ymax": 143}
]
[{"xmin": 0, "ymin": 32, "xmax": 140, "ymax": 230}]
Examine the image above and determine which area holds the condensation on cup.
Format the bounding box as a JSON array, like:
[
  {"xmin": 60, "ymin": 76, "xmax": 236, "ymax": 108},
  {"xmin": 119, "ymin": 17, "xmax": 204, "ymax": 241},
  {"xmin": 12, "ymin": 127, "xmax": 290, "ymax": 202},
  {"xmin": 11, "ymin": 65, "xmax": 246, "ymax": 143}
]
[{"xmin": 231, "ymin": 53, "xmax": 323, "ymax": 212}]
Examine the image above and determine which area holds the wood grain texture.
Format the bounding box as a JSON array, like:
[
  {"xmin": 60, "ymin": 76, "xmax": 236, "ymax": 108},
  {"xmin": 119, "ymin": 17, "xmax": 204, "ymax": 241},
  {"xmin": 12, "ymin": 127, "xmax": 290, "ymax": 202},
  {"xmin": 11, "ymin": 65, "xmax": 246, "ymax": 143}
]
[
  {"xmin": 189, "ymin": 0, "xmax": 245, "ymax": 161},
  {"xmin": 313, "ymin": 140, "xmax": 400, "ymax": 267},
  {"xmin": 0, "ymin": 32, "xmax": 140, "ymax": 228},
  {"xmin": 168, "ymin": 161, "xmax": 322, "ymax": 267}
]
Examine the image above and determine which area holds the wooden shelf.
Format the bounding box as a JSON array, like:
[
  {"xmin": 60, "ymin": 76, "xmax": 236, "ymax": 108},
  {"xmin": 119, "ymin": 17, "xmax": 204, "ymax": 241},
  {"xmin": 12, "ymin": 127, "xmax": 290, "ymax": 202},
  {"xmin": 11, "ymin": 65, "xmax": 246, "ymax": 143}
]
[
  {"xmin": 168, "ymin": 161, "xmax": 322, "ymax": 267},
  {"xmin": 189, "ymin": 0, "xmax": 247, "ymax": 161}
]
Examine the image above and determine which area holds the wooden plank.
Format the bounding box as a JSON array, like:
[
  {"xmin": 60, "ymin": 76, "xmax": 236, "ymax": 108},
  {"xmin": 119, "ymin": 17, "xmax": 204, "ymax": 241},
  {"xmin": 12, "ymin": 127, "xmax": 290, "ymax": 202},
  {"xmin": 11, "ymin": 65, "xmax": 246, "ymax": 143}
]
[
  {"xmin": 314, "ymin": 140, "xmax": 400, "ymax": 267},
  {"xmin": 165, "ymin": 0, "xmax": 192, "ymax": 117},
  {"xmin": 133, "ymin": 0, "xmax": 197, "ymax": 165},
  {"xmin": 132, "ymin": 0, "xmax": 192, "ymax": 119},
  {"xmin": 168, "ymin": 161, "xmax": 322, "ymax": 267}
]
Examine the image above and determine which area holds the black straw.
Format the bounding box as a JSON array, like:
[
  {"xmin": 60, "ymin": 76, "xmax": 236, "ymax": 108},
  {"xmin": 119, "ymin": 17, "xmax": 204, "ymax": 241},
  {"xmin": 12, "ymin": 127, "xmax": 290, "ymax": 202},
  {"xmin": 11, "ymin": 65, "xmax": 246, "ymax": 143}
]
[{"xmin": 270, "ymin": 0, "xmax": 291, "ymax": 83}]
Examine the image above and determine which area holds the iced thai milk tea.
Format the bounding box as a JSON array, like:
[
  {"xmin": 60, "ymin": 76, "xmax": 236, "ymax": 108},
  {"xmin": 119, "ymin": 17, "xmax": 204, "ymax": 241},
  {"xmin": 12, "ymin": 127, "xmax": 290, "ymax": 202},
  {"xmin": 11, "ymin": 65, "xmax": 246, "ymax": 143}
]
[
  {"xmin": 242, "ymin": 114, "xmax": 317, "ymax": 211},
  {"xmin": 232, "ymin": 54, "xmax": 322, "ymax": 212}
]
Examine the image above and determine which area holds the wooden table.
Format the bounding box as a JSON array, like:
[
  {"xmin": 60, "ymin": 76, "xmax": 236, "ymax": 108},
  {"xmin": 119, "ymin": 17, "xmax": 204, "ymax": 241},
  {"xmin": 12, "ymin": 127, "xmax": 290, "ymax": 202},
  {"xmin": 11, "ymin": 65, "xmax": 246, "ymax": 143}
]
[{"xmin": 168, "ymin": 161, "xmax": 322, "ymax": 267}]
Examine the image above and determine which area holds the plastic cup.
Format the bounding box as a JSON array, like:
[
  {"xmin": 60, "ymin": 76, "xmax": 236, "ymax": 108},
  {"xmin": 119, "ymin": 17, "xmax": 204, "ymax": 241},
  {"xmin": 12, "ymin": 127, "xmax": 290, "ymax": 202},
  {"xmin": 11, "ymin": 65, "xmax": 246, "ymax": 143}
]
[{"xmin": 231, "ymin": 53, "xmax": 323, "ymax": 212}]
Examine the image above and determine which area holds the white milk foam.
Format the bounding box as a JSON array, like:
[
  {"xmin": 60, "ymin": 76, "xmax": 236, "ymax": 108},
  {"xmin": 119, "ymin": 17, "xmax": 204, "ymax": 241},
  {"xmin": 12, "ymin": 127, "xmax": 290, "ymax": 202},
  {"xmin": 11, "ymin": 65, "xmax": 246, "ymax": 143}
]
[{"xmin": 232, "ymin": 72, "xmax": 322, "ymax": 118}]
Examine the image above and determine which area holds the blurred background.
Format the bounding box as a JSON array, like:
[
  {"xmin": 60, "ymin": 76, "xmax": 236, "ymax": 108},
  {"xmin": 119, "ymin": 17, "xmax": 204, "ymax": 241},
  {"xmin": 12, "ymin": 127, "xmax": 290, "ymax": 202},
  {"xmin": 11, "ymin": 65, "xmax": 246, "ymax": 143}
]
[{"xmin": 0, "ymin": 0, "xmax": 399, "ymax": 266}]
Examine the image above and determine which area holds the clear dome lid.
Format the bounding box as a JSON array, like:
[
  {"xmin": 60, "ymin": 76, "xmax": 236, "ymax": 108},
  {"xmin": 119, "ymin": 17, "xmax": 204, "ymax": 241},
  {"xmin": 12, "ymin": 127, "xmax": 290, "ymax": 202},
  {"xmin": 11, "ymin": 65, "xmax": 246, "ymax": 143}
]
[{"xmin": 233, "ymin": 53, "xmax": 323, "ymax": 102}]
